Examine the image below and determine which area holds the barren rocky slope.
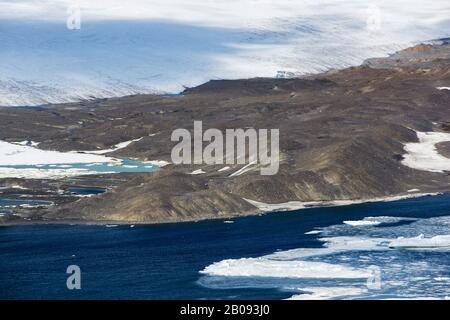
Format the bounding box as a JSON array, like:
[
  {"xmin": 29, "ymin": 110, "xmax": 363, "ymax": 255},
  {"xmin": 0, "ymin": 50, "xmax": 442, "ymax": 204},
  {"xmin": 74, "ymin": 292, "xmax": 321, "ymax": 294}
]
[{"xmin": 0, "ymin": 43, "xmax": 449, "ymax": 224}]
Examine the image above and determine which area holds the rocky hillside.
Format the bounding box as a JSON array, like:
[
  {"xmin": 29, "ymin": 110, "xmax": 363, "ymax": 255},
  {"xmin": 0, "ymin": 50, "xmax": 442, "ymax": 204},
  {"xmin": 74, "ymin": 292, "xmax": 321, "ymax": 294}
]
[{"xmin": 1, "ymin": 43, "xmax": 449, "ymax": 223}]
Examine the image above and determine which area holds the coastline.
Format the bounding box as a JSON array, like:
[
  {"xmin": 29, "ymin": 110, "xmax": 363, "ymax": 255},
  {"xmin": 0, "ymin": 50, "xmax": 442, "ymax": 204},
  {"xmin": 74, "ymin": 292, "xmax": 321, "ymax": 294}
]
[{"xmin": 1, "ymin": 192, "xmax": 445, "ymax": 227}]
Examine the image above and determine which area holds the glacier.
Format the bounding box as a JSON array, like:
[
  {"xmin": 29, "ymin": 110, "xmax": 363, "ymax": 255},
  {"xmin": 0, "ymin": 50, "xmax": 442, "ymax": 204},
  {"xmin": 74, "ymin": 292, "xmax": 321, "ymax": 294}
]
[{"xmin": 0, "ymin": 0, "xmax": 450, "ymax": 106}]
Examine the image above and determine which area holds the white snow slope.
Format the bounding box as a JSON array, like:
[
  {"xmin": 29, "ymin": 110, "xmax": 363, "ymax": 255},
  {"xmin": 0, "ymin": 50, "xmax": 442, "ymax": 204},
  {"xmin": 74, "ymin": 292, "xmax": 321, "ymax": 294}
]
[{"xmin": 0, "ymin": 0, "xmax": 450, "ymax": 106}]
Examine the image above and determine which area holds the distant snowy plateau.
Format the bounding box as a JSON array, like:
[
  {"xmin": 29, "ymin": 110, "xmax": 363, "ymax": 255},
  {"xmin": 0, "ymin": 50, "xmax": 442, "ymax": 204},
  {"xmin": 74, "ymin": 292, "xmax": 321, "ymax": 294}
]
[{"xmin": 0, "ymin": 0, "xmax": 449, "ymax": 106}]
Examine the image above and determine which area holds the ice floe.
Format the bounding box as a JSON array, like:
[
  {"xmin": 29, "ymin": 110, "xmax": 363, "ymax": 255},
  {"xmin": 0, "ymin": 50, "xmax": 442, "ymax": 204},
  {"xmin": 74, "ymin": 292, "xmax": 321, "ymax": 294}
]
[
  {"xmin": 200, "ymin": 212, "xmax": 450, "ymax": 300},
  {"xmin": 200, "ymin": 258, "xmax": 371, "ymax": 279},
  {"xmin": 402, "ymin": 131, "xmax": 450, "ymax": 173},
  {"xmin": 342, "ymin": 216, "xmax": 409, "ymax": 227},
  {"xmin": 389, "ymin": 234, "xmax": 450, "ymax": 250},
  {"xmin": 0, "ymin": 167, "xmax": 109, "ymax": 179},
  {"xmin": 305, "ymin": 230, "xmax": 322, "ymax": 235},
  {"xmin": 0, "ymin": 139, "xmax": 164, "ymax": 179},
  {"xmin": 343, "ymin": 220, "xmax": 382, "ymax": 227}
]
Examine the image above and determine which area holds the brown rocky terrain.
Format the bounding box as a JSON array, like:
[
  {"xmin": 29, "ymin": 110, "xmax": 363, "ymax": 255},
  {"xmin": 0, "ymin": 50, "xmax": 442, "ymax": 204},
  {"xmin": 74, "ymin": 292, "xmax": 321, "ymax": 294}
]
[
  {"xmin": 437, "ymin": 141, "xmax": 450, "ymax": 158},
  {"xmin": 0, "ymin": 42, "xmax": 449, "ymax": 224}
]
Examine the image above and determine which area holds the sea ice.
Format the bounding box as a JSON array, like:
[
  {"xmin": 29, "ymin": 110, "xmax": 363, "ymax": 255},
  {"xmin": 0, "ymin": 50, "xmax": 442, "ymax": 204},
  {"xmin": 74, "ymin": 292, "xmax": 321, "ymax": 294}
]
[
  {"xmin": 200, "ymin": 212, "xmax": 450, "ymax": 300},
  {"xmin": 343, "ymin": 220, "xmax": 382, "ymax": 227},
  {"xmin": 287, "ymin": 287, "xmax": 368, "ymax": 300},
  {"xmin": 200, "ymin": 257, "xmax": 370, "ymax": 279},
  {"xmin": 389, "ymin": 234, "xmax": 450, "ymax": 250}
]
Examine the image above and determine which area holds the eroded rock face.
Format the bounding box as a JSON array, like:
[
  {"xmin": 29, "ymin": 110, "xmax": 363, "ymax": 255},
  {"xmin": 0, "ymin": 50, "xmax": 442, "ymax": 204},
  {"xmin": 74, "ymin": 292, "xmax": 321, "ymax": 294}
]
[{"xmin": 1, "ymin": 43, "xmax": 449, "ymax": 223}]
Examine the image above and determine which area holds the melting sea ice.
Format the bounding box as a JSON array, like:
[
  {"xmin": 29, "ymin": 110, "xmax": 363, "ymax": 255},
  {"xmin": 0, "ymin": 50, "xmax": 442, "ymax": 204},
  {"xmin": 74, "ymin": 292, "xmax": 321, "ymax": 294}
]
[
  {"xmin": 0, "ymin": 194, "xmax": 449, "ymax": 299},
  {"xmin": 200, "ymin": 199, "xmax": 450, "ymax": 300}
]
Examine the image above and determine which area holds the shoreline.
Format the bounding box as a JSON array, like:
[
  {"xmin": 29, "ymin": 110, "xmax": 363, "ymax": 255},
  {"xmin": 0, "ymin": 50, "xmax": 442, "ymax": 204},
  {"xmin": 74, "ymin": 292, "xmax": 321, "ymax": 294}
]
[
  {"xmin": 1, "ymin": 192, "xmax": 445, "ymax": 227},
  {"xmin": 243, "ymin": 192, "xmax": 443, "ymax": 213}
]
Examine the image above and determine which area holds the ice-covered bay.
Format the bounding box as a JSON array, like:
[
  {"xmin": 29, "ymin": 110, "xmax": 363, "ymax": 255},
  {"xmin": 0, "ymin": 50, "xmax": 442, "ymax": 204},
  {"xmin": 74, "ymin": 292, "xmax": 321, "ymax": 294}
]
[
  {"xmin": 0, "ymin": 140, "xmax": 159, "ymax": 178},
  {"xmin": 0, "ymin": 140, "xmax": 118, "ymax": 166}
]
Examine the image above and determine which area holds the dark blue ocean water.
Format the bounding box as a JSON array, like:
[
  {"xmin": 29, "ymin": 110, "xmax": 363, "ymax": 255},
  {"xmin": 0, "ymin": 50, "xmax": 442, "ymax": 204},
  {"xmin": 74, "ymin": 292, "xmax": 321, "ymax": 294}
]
[{"xmin": 0, "ymin": 194, "xmax": 449, "ymax": 300}]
